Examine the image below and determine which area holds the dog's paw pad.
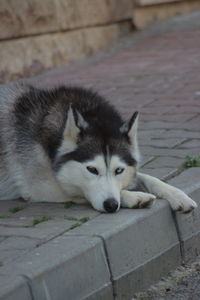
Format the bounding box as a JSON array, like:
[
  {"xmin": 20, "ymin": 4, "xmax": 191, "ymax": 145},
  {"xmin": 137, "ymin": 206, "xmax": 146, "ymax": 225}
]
[
  {"xmin": 181, "ymin": 202, "xmax": 197, "ymax": 214},
  {"xmin": 139, "ymin": 196, "xmax": 155, "ymax": 208},
  {"xmin": 172, "ymin": 197, "xmax": 197, "ymax": 214},
  {"xmin": 183, "ymin": 206, "xmax": 196, "ymax": 214}
]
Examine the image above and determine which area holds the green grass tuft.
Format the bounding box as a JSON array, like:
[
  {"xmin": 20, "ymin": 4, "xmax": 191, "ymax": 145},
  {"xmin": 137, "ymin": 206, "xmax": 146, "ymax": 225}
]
[
  {"xmin": 65, "ymin": 216, "xmax": 78, "ymax": 221},
  {"xmin": 79, "ymin": 217, "xmax": 90, "ymax": 223},
  {"xmin": 186, "ymin": 155, "xmax": 200, "ymax": 167},
  {"xmin": 32, "ymin": 216, "xmax": 52, "ymax": 226},
  {"xmin": 65, "ymin": 216, "xmax": 90, "ymax": 223},
  {"xmin": 0, "ymin": 215, "xmax": 11, "ymax": 219},
  {"xmin": 70, "ymin": 223, "xmax": 81, "ymax": 230},
  {"xmin": 9, "ymin": 206, "xmax": 25, "ymax": 213},
  {"xmin": 64, "ymin": 201, "xmax": 76, "ymax": 209},
  {"xmin": 65, "ymin": 216, "xmax": 90, "ymax": 230}
]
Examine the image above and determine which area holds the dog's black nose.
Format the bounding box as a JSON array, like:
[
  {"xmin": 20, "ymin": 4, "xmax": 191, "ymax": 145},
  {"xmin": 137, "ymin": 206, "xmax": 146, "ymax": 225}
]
[{"xmin": 103, "ymin": 198, "xmax": 119, "ymax": 213}]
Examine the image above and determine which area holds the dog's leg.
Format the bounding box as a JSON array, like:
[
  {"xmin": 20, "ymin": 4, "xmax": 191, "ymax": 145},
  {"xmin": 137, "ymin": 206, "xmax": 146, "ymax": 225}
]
[
  {"xmin": 137, "ymin": 172, "xmax": 197, "ymax": 213},
  {"xmin": 121, "ymin": 190, "xmax": 156, "ymax": 208},
  {"xmin": 15, "ymin": 146, "xmax": 70, "ymax": 203},
  {"xmin": 24, "ymin": 179, "xmax": 70, "ymax": 203}
]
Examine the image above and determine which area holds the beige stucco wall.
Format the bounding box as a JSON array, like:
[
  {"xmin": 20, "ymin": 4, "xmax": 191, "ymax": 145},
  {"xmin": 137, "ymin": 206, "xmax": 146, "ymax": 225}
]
[
  {"xmin": 133, "ymin": 0, "xmax": 200, "ymax": 29},
  {"xmin": 0, "ymin": 0, "xmax": 133, "ymax": 82},
  {"xmin": 0, "ymin": 0, "xmax": 199, "ymax": 83}
]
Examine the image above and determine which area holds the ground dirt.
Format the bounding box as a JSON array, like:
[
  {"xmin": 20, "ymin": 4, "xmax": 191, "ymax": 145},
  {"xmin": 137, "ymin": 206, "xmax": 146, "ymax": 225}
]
[{"xmin": 134, "ymin": 258, "xmax": 200, "ymax": 300}]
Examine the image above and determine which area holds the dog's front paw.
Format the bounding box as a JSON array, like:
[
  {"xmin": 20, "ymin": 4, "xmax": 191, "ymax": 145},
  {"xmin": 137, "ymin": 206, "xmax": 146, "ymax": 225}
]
[
  {"xmin": 121, "ymin": 190, "xmax": 156, "ymax": 209},
  {"xmin": 168, "ymin": 189, "xmax": 197, "ymax": 213}
]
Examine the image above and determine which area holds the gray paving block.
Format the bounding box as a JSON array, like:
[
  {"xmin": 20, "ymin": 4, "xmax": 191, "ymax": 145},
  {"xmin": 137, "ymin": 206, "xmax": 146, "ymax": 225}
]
[
  {"xmin": 144, "ymin": 156, "xmax": 186, "ymax": 169},
  {"xmin": 174, "ymin": 188, "xmax": 200, "ymax": 263},
  {"xmin": 0, "ymin": 237, "xmax": 40, "ymax": 264},
  {"xmin": 168, "ymin": 168, "xmax": 200, "ymax": 263},
  {"xmin": 139, "ymin": 137, "xmax": 186, "ymax": 149},
  {"xmin": 0, "ymin": 235, "xmax": 112, "ymax": 300},
  {"xmin": 0, "ymin": 221, "xmax": 73, "ymax": 240},
  {"xmin": 114, "ymin": 245, "xmax": 180, "ymax": 299},
  {"xmin": 167, "ymin": 167, "xmax": 200, "ymax": 194},
  {"xmin": 66, "ymin": 202, "xmax": 181, "ymax": 298},
  {"xmin": 141, "ymin": 167, "xmax": 178, "ymax": 181},
  {"xmin": 142, "ymin": 146, "xmax": 200, "ymax": 159},
  {"xmin": 177, "ymin": 139, "xmax": 200, "ymax": 149},
  {"xmin": 0, "ymin": 274, "xmax": 32, "ymax": 300},
  {"xmin": 0, "ymin": 216, "xmax": 34, "ymax": 227}
]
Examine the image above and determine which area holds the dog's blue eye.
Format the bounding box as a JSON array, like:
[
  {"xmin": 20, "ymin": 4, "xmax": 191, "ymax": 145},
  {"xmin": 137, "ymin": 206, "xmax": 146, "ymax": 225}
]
[
  {"xmin": 87, "ymin": 166, "xmax": 99, "ymax": 175},
  {"xmin": 115, "ymin": 168, "xmax": 124, "ymax": 175}
]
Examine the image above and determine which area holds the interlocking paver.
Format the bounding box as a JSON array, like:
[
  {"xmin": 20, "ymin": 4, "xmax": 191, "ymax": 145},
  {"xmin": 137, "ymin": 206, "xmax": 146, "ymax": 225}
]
[
  {"xmin": 0, "ymin": 237, "xmax": 40, "ymax": 264},
  {"xmin": 144, "ymin": 157, "xmax": 186, "ymax": 169},
  {"xmin": 141, "ymin": 167, "xmax": 178, "ymax": 181},
  {"xmin": 139, "ymin": 137, "xmax": 187, "ymax": 149},
  {"xmin": 141, "ymin": 146, "xmax": 199, "ymax": 158},
  {"xmin": 177, "ymin": 139, "xmax": 200, "ymax": 149}
]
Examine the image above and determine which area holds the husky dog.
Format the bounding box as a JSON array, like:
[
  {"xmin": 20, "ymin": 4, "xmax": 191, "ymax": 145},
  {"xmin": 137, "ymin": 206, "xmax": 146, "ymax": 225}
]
[{"xmin": 0, "ymin": 82, "xmax": 197, "ymax": 213}]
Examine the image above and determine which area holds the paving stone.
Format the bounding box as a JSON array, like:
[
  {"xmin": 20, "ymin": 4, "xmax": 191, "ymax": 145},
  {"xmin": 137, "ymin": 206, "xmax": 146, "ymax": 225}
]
[
  {"xmin": 140, "ymin": 105, "xmax": 173, "ymax": 115},
  {"xmin": 0, "ymin": 217, "xmax": 34, "ymax": 227},
  {"xmin": 0, "ymin": 237, "xmax": 40, "ymax": 264},
  {"xmin": 17, "ymin": 202, "xmax": 99, "ymax": 221},
  {"xmin": 139, "ymin": 137, "xmax": 187, "ymax": 148},
  {"xmin": 141, "ymin": 113, "xmax": 195, "ymax": 123},
  {"xmin": 167, "ymin": 168, "xmax": 200, "ymax": 263},
  {"xmin": 0, "ymin": 201, "xmax": 99, "ymax": 243},
  {"xmin": 144, "ymin": 156, "xmax": 186, "ymax": 169},
  {"xmin": 160, "ymin": 130, "xmax": 200, "ymax": 139},
  {"xmin": 141, "ymin": 146, "xmax": 200, "ymax": 158},
  {"xmin": 174, "ymin": 188, "xmax": 200, "ymax": 264},
  {"xmin": 141, "ymin": 156, "xmax": 156, "ymax": 167},
  {"xmin": 139, "ymin": 129, "xmax": 167, "ymax": 139},
  {"xmin": 184, "ymin": 115, "xmax": 200, "ymax": 131},
  {"xmin": 167, "ymin": 106, "xmax": 200, "ymax": 114},
  {"xmin": 66, "ymin": 203, "xmax": 181, "ymax": 298},
  {"xmin": 167, "ymin": 167, "xmax": 200, "ymax": 194},
  {"xmin": 141, "ymin": 167, "xmax": 178, "ymax": 181},
  {"xmin": 140, "ymin": 122, "xmax": 200, "ymax": 133},
  {"xmin": 0, "ymin": 235, "xmax": 113, "ymax": 300},
  {"xmin": 0, "ymin": 275, "xmax": 32, "ymax": 300},
  {"xmin": 177, "ymin": 139, "xmax": 200, "ymax": 149},
  {"xmin": 1, "ymin": 200, "xmax": 99, "ymax": 219},
  {"xmin": 0, "ymin": 219, "xmax": 74, "ymax": 240},
  {"xmin": 0, "ymin": 199, "xmax": 28, "ymax": 216}
]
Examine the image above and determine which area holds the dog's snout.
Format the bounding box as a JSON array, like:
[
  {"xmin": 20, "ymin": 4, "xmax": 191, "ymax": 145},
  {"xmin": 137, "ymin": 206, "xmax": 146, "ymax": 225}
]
[{"xmin": 103, "ymin": 198, "xmax": 119, "ymax": 213}]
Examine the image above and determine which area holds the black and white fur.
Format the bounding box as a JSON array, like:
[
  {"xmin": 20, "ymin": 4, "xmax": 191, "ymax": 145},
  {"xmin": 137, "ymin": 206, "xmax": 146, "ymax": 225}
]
[{"xmin": 0, "ymin": 82, "xmax": 197, "ymax": 213}]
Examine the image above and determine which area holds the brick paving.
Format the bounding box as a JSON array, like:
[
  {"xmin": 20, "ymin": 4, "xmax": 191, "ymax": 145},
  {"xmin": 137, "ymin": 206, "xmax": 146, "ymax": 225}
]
[{"xmin": 0, "ymin": 11, "xmax": 200, "ymax": 299}]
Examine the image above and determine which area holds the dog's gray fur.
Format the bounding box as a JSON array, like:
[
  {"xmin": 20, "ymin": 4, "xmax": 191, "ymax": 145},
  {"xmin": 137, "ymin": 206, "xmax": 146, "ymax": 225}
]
[{"xmin": 0, "ymin": 81, "xmax": 197, "ymax": 213}]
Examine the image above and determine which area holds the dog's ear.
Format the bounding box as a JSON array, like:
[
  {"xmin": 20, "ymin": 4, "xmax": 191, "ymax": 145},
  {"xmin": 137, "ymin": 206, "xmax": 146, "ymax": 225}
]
[
  {"xmin": 63, "ymin": 105, "xmax": 88, "ymax": 141},
  {"xmin": 120, "ymin": 112, "xmax": 140, "ymax": 162}
]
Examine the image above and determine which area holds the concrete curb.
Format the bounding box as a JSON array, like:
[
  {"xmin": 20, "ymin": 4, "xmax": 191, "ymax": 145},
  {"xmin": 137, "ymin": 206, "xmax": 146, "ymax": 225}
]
[
  {"xmin": 168, "ymin": 168, "xmax": 200, "ymax": 264},
  {"xmin": 0, "ymin": 168, "xmax": 200, "ymax": 300}
]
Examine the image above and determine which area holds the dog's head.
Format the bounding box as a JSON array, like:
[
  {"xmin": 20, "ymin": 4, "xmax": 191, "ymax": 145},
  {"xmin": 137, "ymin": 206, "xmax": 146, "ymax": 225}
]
[{"xmin": 55, "ymin": 106, "xmax": 140, "ymax": 213}]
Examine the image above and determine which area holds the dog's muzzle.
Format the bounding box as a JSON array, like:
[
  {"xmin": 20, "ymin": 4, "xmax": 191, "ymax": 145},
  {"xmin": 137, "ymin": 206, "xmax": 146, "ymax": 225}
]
[{"xmin": 103, "ymin": 198, "xmax": 119, "ymax": 213}]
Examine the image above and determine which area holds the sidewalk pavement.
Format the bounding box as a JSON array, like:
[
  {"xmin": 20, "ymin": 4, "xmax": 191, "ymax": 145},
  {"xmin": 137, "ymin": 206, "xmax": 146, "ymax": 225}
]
[{"xmin": 0, "ymin": 11, "xmax": 200, "ymax": 300}]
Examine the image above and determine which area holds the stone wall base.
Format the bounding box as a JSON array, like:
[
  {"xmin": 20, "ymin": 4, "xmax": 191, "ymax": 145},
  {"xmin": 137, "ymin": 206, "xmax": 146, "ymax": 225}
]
[
  {"xmin": 133, "ymin": 0, "xmax": 200, "ymax": 29},
  {"xmin": 0, "ymin": 22, "xmax": 131, "ymax": 83}
]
